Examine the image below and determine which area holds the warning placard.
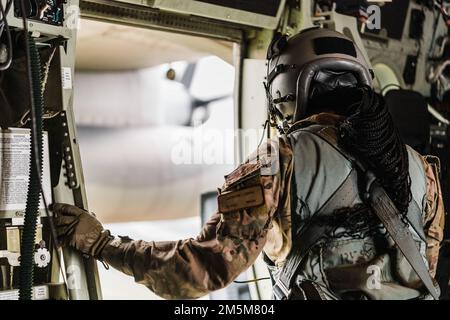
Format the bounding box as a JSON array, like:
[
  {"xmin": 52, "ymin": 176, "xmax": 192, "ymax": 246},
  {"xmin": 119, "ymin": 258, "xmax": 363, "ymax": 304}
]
[{"xmin": 0, "ymin": 129, "xmax": 52, "ymax": 212}]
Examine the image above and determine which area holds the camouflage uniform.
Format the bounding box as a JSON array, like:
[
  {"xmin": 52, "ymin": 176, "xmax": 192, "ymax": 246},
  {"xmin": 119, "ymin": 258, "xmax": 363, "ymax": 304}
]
[{"xmin": 101, "ymin": 113, "xmax": 445, "ymax": 299}]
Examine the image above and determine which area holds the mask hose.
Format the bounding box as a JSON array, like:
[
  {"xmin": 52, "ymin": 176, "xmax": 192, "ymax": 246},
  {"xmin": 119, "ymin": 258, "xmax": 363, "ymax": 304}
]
[{"xmin": 19, "ymin": 35, "xmax": 44, "ymax": 300}]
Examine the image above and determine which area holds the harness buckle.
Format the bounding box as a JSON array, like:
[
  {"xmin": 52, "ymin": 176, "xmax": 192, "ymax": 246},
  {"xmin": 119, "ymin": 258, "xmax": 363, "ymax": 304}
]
[{"xmin": 273, "ymin": 279, "xmax": 291, "ymax": 300}]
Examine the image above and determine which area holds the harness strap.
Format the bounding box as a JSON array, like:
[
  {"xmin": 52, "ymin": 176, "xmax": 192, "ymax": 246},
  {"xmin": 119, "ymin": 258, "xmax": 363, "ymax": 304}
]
[
  {"xmin": 368, "ymin": 181, "xmax": 440, "ymax": 299},
  {"xmin": 273, "ymin": 169, "xmax": 359, "ymax": 300}
]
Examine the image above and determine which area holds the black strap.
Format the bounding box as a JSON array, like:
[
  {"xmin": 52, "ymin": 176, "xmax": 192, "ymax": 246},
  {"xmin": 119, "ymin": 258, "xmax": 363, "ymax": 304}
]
[
  {"xmin": 273, "ymin": 94, "xmax": 296, "ymax": 105},
  {"xmin": 367, "ymin": 180, "xmax": 440, "ymax": 300},
  {"xmin": 289, "ymin": 280, "xmax": 324, "ymax": 300}
]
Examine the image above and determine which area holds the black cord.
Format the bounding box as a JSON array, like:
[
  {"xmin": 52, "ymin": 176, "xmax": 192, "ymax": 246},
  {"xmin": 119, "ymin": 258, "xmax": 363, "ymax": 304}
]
[
  {"xmin": 257, "ymin": 120, "xmax": 269, "ymax": 148},
  {"xmin": 18, "ymin": 0, "xmax": 41, "ymax": 300},
  {"xmin": 233, "ymin": 277, "xmax": 271, "ymax": 284},
  {"xmin": 0, "ymin": 0, "xmax": 12, "ymax": 70},
  {"xmin": 18, "ymin": 7, "xmax": 41, "ymax": 191}
]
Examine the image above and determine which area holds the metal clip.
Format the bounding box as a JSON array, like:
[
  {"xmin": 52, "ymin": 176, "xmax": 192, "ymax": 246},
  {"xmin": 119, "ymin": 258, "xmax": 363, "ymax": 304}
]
[
  {"xmin": 363, "ymin": 170, "xmax": 377, "ymax": 200},
  {"xmin": 272, "ymin": 279, "xmax": 291, "ymax": 300}
]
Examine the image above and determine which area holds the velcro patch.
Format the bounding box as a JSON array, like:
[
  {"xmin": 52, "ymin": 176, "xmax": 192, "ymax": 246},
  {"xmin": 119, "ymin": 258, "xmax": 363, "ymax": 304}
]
[
  {"xmin": 223, "ymin": 140, "xmax": 280, "ymax": 190},
  {"xmin": 218, "ymin": 185, "xmax": 264, "ymax": 213}
]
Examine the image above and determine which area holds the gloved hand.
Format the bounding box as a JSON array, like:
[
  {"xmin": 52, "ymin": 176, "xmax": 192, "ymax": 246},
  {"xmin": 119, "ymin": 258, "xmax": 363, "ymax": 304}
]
[{"xmin": 52, "ymin": 203, "xmax": 113, "ymax": 260}]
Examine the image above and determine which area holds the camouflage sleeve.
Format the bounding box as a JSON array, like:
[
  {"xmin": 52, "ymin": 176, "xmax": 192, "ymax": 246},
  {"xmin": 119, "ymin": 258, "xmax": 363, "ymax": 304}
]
[
  {"xmin": 100, "ymin": 140, "xmax": 282, "ymax": 299},
  {"xmin": 422, "ymin": 156, "xmax": 446, "ymax": 277}
]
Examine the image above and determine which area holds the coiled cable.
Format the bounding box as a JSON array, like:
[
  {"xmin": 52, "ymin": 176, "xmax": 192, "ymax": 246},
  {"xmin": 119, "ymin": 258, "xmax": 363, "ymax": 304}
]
[{"xmin": 18, "ymin": 1, "xmax": 44, "ymax": 300}]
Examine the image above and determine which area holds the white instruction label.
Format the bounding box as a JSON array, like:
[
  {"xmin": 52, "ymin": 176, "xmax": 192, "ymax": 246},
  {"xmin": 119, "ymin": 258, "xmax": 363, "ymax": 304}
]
[
  {"xmin": 0, "ymin": 129, "xmax": 52, "ymax": 211},
  {"xmin": 33, "ymin": 286, "xmax": 49, "ymax": 300},
  {"xmin": 0, "ymin": 289, "xmax": 18, "ymax": 300},
  {"xmin": 0, "ymin": 285, "xmax": 49, "ymax": 300},
  {"xmin": 61, "ymin": 67, "xmax": 73, "ymax": 90}
]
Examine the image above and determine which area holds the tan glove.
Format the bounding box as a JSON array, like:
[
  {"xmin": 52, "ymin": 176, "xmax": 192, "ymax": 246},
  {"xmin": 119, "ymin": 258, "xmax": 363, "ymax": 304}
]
[{"xmin": 52, "ymin": 203, "xmax": 113, "ymax": 260}]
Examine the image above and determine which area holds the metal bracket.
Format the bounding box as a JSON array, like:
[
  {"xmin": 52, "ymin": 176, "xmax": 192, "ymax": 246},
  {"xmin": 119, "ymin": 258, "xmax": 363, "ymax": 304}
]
[
  {"xmin": 0, "ymin": 251, "xmax": 20, "ymax": 267},
  {"xmin": 46, "ymin": 111, "xmax": 79, "ymax": 189},
  {"xmin": 59, "ymin": 112, "xmax": 79, "ymax": 189},
  {"xmin": 79, "ymin": 0, "xmax": 247, "ymax": 42}
]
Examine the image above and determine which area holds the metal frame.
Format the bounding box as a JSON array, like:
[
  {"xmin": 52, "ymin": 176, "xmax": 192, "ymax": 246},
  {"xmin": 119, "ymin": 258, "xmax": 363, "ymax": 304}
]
[
  {"xmin": 79, "ymin": 0, "xmax": 248, "ymax": 42},
  {"xmin": 51, "ymin": 15, "xmax": 103, "ymax": 297},
  {"xmin": 148, "ymin": 0, "xmax": 286, "ymax": 30}
]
